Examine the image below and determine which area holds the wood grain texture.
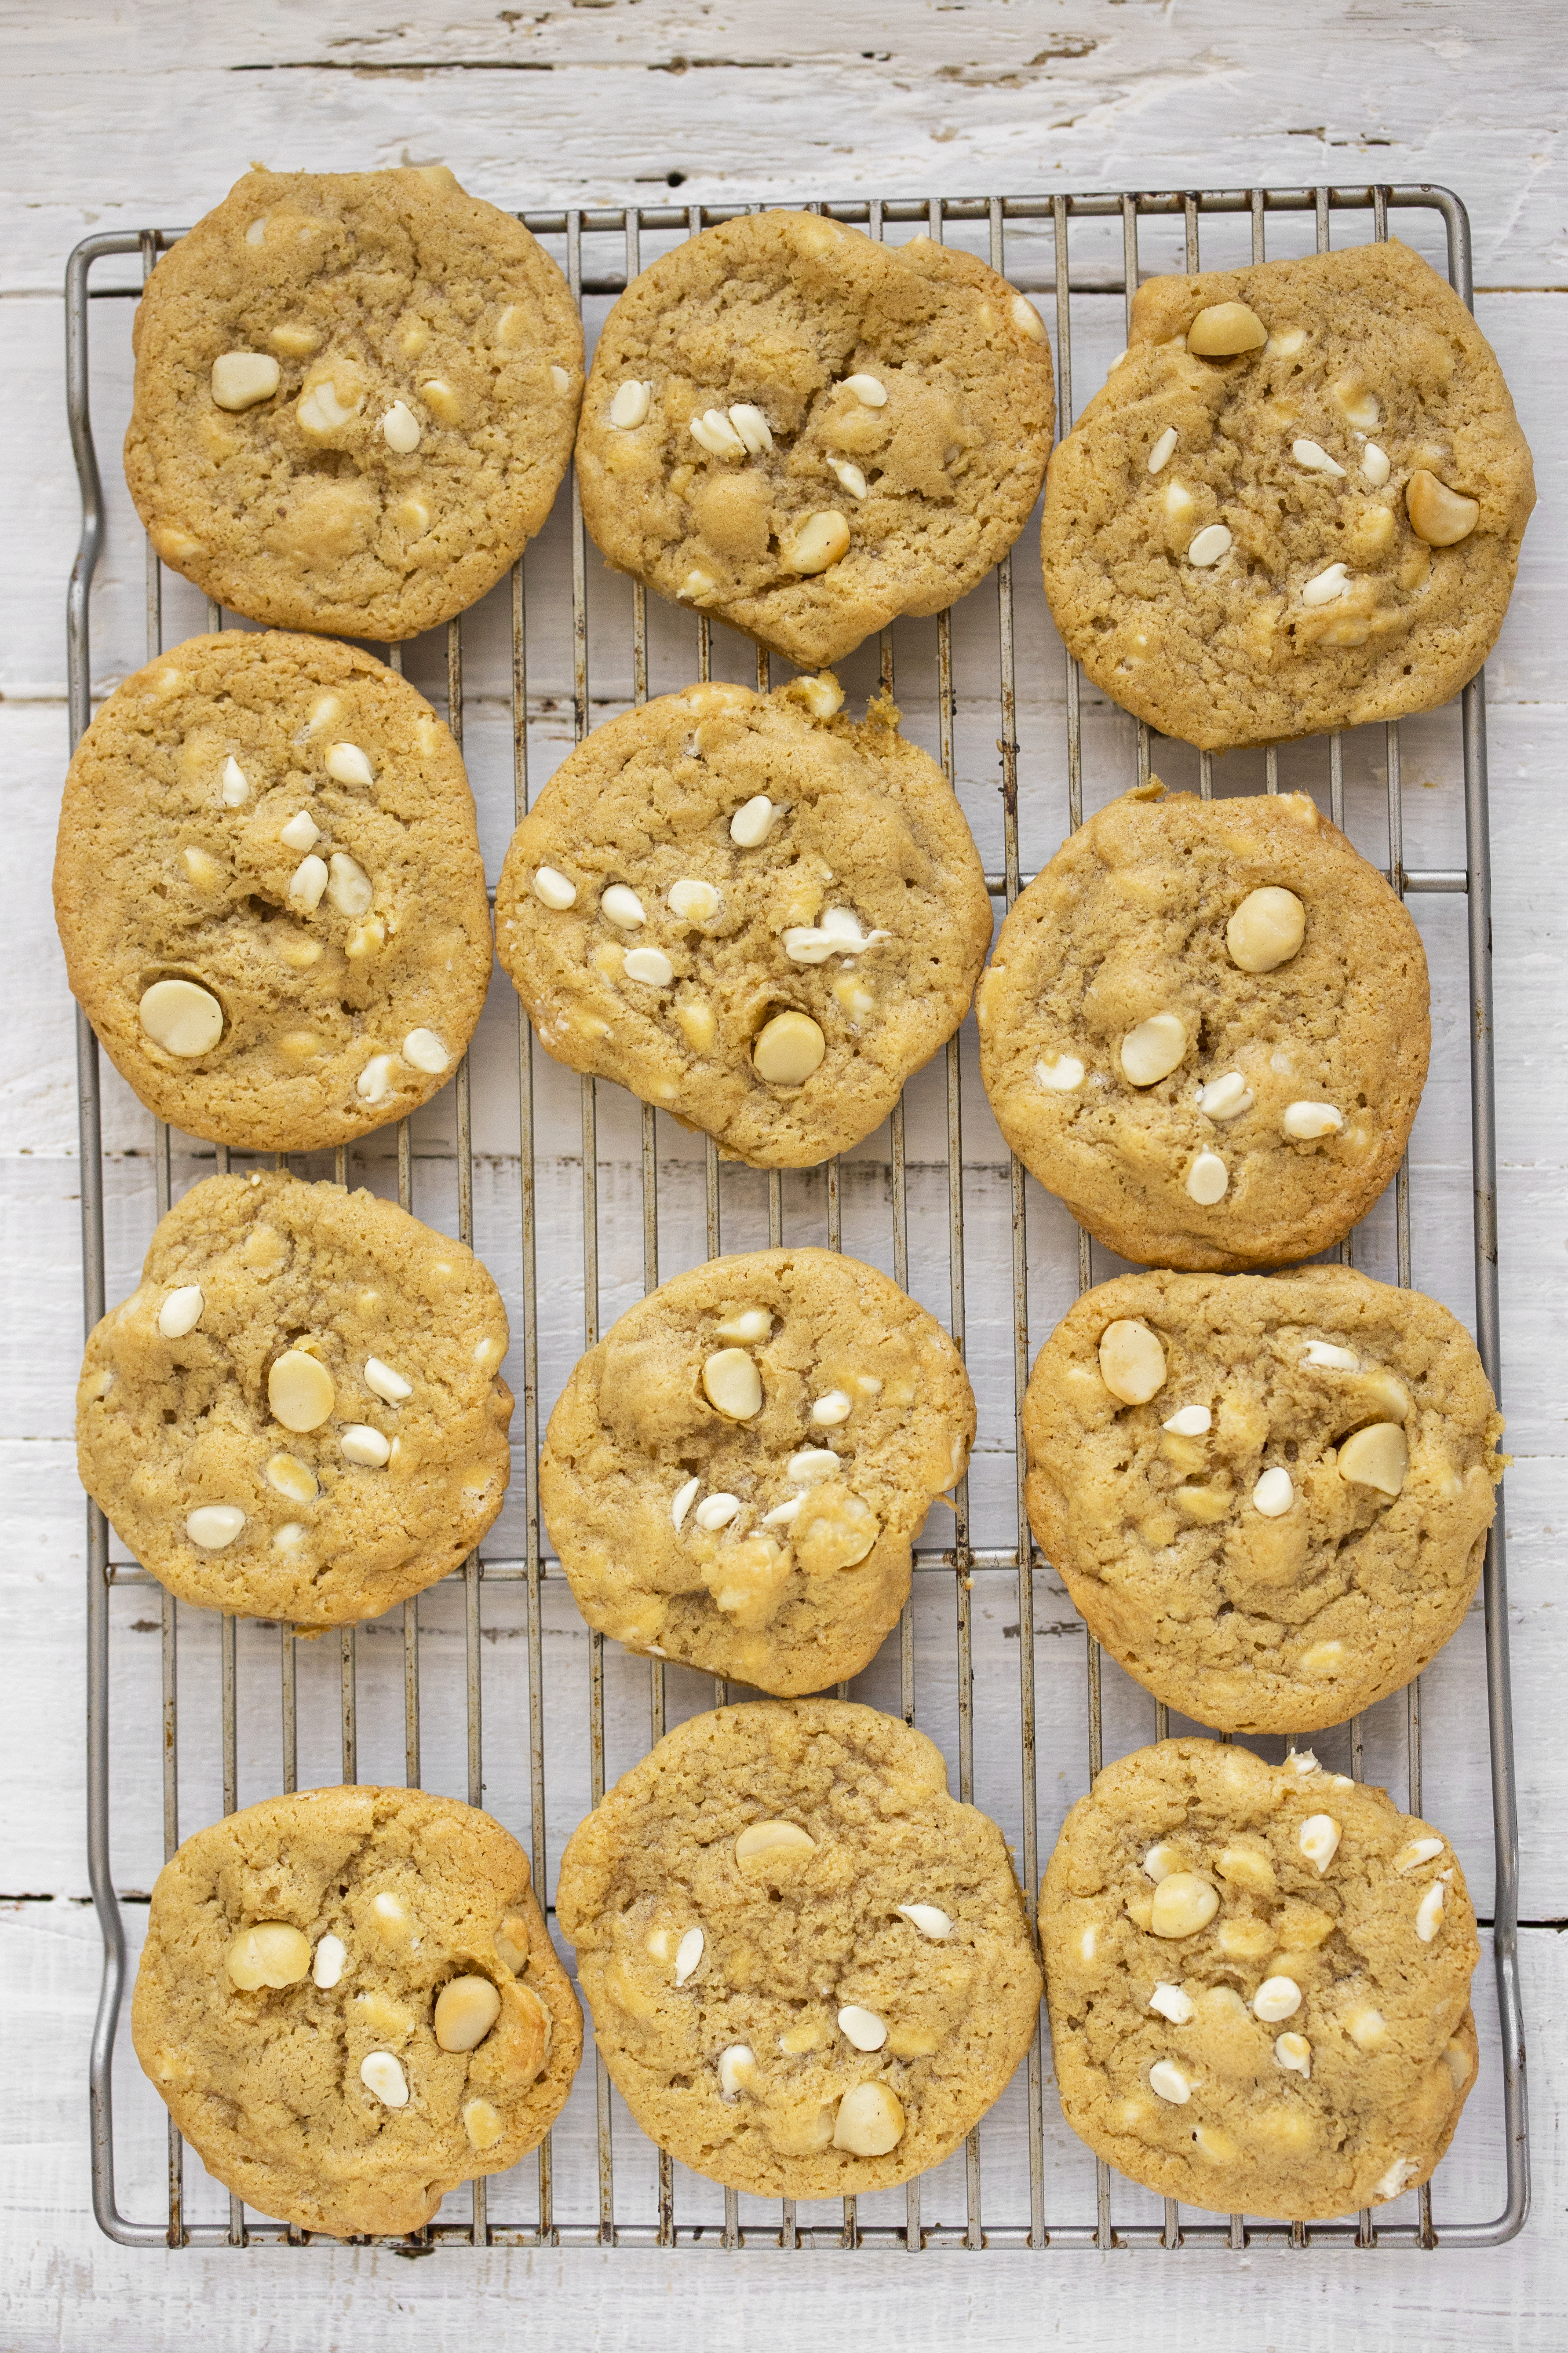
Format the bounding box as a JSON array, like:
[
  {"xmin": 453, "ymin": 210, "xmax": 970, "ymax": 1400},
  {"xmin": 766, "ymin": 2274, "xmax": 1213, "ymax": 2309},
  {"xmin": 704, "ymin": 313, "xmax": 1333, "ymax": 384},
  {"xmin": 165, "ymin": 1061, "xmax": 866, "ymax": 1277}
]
[{"xmin": 4, "ymin": 0, "xmax": 1568, "ymax": 2342}]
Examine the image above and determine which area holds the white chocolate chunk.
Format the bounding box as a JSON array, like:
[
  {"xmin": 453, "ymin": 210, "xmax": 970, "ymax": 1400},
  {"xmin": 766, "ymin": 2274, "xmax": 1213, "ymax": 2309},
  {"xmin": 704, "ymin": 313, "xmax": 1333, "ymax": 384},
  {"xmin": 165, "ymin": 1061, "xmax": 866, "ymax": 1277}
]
[
  {"xmin": 360, "ymin": 2052, "xmax": 408, "ymax": 2108},
  {"xmin": 533, "ymin": 865, "xmax": 576, "ymax": 910},
  {"xmin": 1292, "ymin": 438, "xmax": 1346, "ymax": 477},
  {"xmin": 837, "ymin": 2005, "xmax": 887, "ymax": 2052},
  {"xmin": 1149, "ymin": 1982, "xmax": 1193, "ymax": 2024},
  {"xmin": 786, "ymin": 1447, "xmax": 841, "ymax": 1484},
  {"xmin": 221, "ymin": 756, "xmax": 252, "ymax": 807},
  {"xmin": 601, "ymin": 884, "xmax": 646, "ymax": 929},
  {"xmin": 729, "ymin": 794, "xmax": 780, "ymax": 847},
  {"xmin": 326, "ymin": 851, "xmax": 373, "ymax": 917},
  {"xmin": 1301, "ymin": 561, "xmax": 1350, "ymax": 607},
  {"xmin": 702, "ymin": 1348, "xmax": 762, "ymax": 1420},
  {"xmin": 1299, "ymin": 1815, "xmax": 1342, "ymax": 1874},
  {"xmin": 609, "ymin": 379, "xmax": 652, "ymax": 429},
  {"xmin": 1253, "ymin": 1466, "xmax": 1295, "ymax": 1518},
  {"xmin": 341, "ymin": 1425, "xmax": 392, "ymax": 1467},
  {"xmin": 693, "ymin": 1492, "xmax": 741, "ymax": 1531},
  {"xmin": 753, "ymin": 1011, "xmax": 824, "ymax": 1085},
  {"xmin": 382, "ymin": 401, "xmax": 422, "ymax": 454},
  {"xmin": 832, "ymin": 2081, "xmax": 904, "ymax": 2155},
  {"xmin": 365, "ymin": 1357, "xmax": 412, "ymax": 1405},
  {"xmin": 157, "ymin": 1285, "xmax": 204, "ymax": 1339},
  {"xmin": 1121, "ymin": 1011, "xmax": 1188, "ymax": 1086},
  {"xmin": 312, "ymin": 1933, "xmax": 346, "ymax": 1989},
  {"xmin": 717, "ymin": 2043, "xmax": 755, "ymax": 2101},
  {"xmin": 842, "ymin": 373, "xmax": 887, "ymax": 407},
  {"xmin": 1303, "ymin": 1340, "xmax": 1359, "ymax": 1371},
  {"xmin": 1362, "ymin": 443, "xmax": 1392, "ymax": 487},
  {"xmin": 139, "ymin": 979, "xmax": 224, "ymax": 1056},
  {"xmin": 1147, "ymin": 426, "xmax": 1178, "ymax": 474},
  {"xmin": 186, "ymin": 1504, "xmax": 245, "ymax": 1550},
  {"xmin": 401, "ymin": 1028, "xmax": 448, "ymax": 1075},
  {"xmin": 1337, "ymin": 1421, "xmax": 1408, "ymax": 1496},
  {"xmin": 668, "ymin": 877, "xmax": 721, "ymax": 922},
  {"xmin": 1376, "ymin": 2157, "xmax": 1418, "ymax": 2201},
  {"xmin": 1275, "ymin": 2031, "xmax": 1312, "ymax": 2079},
  {"xmin": 1163, "ymin": 1405, "xmax": 1211, "ymax": 1437},
  {"xmin": 1283, "ymin": 1101, "xmax": 1344, "ymax": 1140},
  {"xmin": 211, "ymin": 351, "xmax": 280, "ymax": 411},
  {"xmin": 357, "ymin": 1053, "xmax": 397, "ymax": 1103},
  {"xmin": 674, "ymin": 1927, "xmax": 704, "ymax": 1985},
  {"xmin": 288, "ymin": 853, "xmax": 329, "ymax": 912},
  {"xmin": 1098, "ymin": 1319, "xmax": 1167, "ymax": 1405},
  {"xmin": 624, "ymin": 946, "xmax": 675, "ymax": 986},
  {"xmin": 728, "ymin": 403, "xmax": 773, "ymax": 453},
  {"xmin": 896, "ymin": 1903, "xmax": 952, "ymax": 1940},
  {"xmin": 812, "ymin": 1390, "xmax": 852, "ymax": 1427},
  {"xmin": 280, "ymin": 808, "xmax": 320, "ymax": 852},
  {"xmin": 828, "ymin": 455, "xmax": 868, "ymax": 499},
  {"xmin": 1415, "ymin": 1881, "xmax": 1447, "ymax": 1942},
  {"xmin": 1149, "ymin": 1874, "xmax": 1219, "ymax": 1938},
  {"xmin": 1036, "ymin": 1053, "xmax": 1084, "ymax": 1092},
  {"xmin": 671, "ymin": 1476, "xmax": 700, "ymax": 1531},
  {"xmin": 1227, "ymin": 887, "xmax": 1305, "ymax": 972},
  {"xmin": 1186, "ymin": 524, "xmax": 1233, "ymax": 567},
  {"xmin": 269, "ymin": 1350, "xmax": 335, "ymax": 1432},
  {"xmin": 1149, "ymin": 2059, "xmax": 1193, "ymax": 2105},
  {"xmin": 1198, "ymin": 1071, "xmax": 1253, "ymax": 1122},
  {"xmin": 1394, "ymin": 1836, "xmax": 1445, "ymax": 1874},
  {"xmin": 1252, "ymin": 1976, "xmax": 1302, "ymax": 2023},
  {"xmin": 1186, "ymin": 1149, "xmax": 1228, "ymax": 1206}
]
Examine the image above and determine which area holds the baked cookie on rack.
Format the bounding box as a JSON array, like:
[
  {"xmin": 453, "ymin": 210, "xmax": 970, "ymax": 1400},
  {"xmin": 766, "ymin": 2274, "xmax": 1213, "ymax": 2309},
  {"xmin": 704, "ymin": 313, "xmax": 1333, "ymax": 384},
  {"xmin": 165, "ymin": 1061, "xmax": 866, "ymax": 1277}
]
[
  {"xmin": 1023, "ymin": 1266, "xmax": 1505, "ymax": 1734},
  {"xmin": 132, "ymin": 1785, "xmax": 581, "ymax": 2238},
  {"xmin": 124, "ymin": 165, "xmax": 582, "ymax": 640},
  {"xmin": 495, "ymin": 675, "xmax": 992, "ymax": 1167},
  {"xmin": 54, "ymin": 631, "xmax": 492, "ymax": 1153},
  {"xmin": 575, "ymin": 209, "xmax": 1055, "ymax": 665},
  {"xmin": 77, "ymin": 1172, "xmax": 512, "ymax": 1630},
  {"xmin": 1040, "ymin": 1739, "xmax": 1479, "ymax": 2221},
  {"xmin": 540, "ymin": 1246, "xmax": 974, "ymax": 1694},
  {"xmin": 975, "ymin": 785, "xmax": 1429, "ymax": 1269},
  {"xmin": 1040, "ymin": 239, "xmax": 1534, "ymax": 751},
  {"xmin": 555, "ymin": 1699, "xmax": 1041, "ymax": 2197}
]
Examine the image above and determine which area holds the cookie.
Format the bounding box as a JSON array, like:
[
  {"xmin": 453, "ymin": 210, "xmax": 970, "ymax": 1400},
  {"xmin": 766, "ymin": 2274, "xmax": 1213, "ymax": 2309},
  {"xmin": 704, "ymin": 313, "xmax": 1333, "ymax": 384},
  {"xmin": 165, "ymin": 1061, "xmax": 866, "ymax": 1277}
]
[
  {"xmin": 1041, "ymin": 1739, "xmax": 1479, "ymax": 2220},
  {"xmin": 77, "ymin": 1172, "xmax": 512, "ymax": 1630},
  {"xmin": 1041, "ymin": 240, "xmax": 1534, "ymax": 752},
  {"xmin": 124, "ymin": 165, "xmax": 583, "ymax": 640},
  {"xmin": 540, "ymin": 1246, "xmax": 974, "ymax": 1694},
  {"xmin": 131, "ymin": 1786, "xmax": 581, "ymax": 2238},
  {"xmin": 575, "ymin": 210, "xmax": 1054, "ymax": 666},
  {"xmin": 496, "ymin": 675, "xmax": 992, "ymax": 1167},
  {"xmin": 975, "ymin": 786, "xmax": 1429, "ymax": 1269},
  {"xmin": 1024, "ymin": 1267, "xmax": 1504, "ymax": 1734},
  {"xmin": 54, "ymin": 631, "xmax": 493, "ymax": 1152},
  {"xmin": 555, "ymin": 1700, "xmax": 1041, "ymax": 2196}
]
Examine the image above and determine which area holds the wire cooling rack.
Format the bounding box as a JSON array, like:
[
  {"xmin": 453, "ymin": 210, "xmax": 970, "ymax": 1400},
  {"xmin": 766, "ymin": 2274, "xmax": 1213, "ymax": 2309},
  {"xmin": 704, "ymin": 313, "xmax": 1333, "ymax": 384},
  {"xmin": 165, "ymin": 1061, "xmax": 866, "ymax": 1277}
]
[{"xmin": 66, "ymin": 182, "xmax": 1525, "ymax": 2252}]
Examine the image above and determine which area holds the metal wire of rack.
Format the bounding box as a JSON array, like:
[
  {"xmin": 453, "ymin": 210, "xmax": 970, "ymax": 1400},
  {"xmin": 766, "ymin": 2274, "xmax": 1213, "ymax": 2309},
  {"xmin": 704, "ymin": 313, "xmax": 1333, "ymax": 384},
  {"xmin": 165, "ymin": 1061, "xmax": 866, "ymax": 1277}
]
[{"xmin": 66, "ymin": 181, "xmax": 1525, "ymax": 2253}]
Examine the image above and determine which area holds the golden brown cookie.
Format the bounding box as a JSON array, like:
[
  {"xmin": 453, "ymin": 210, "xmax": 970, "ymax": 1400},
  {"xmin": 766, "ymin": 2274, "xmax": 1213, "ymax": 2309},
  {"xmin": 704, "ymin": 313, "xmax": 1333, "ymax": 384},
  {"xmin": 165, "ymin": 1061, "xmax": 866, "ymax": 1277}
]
[
  {"xmin": 132, "ymin": 1786, "xmax": 581, "ymax": 2238},
  {"xmin": 1041, "ymin": 1739, "xmax": 1479, "ymax": 2220},
  {"xmin": 576, "ymin": 210, "xmax": 1054, "ymax": 665},
  {"xmin": 975, "ymin": 786, "xmax": 1429, "ymax": 1269},
  {"xmin": 54, "ymin": 631, "xmax": 493, "ymax": 1152},
  {"xmin": 1041, "ymin": 240, "xmax": 1534, "ymax": 751},
  {"xmin": 1024, "ymin": 1268, "xmax": 1505, "ymax": 1733},
  {"xmin": 496, "ymin": 674, "xmax": 992, "ymax": 1167},
  {"xmin": 77, "ymin": 1173, "xmax": 512, "ymax": 1630},
  {"xmin": 124, "ymin": 166, "xmax": 582, "ymax": 639},
  {"xmin": 540, "ymin": 1247, "xmax": 974, "ymax": 1694},
  {"xmin": 555, "ymin": 1700, "xmax": 1041, "ymax": 2197}
]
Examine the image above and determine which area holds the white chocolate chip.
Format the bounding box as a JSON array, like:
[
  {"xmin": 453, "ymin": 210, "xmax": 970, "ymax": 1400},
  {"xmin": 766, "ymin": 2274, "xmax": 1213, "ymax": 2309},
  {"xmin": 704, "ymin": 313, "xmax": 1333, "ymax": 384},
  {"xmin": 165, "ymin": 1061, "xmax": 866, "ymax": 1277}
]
[
  {"xmin": 341, "ymin": 1424, "xmax": 392, "ymax": 1468},
  {"xmin": 157, "ymin": 1285, "xmax": 204, "ymax": 1339},
  {"xmin": 668, "ymin": 877, "xmax": 721, "ymax": 922},
  {"xmin": 1275, "ymin": 2031, "xmax": 1312, "ymax": 2079},
  {"xmin": 754, "ymin": 1010, "xmax": 824, "ymax": 1085},
  {"xmin": 420, "ymin": 377, "xmax": 462, "ymax": 424},
  {"xmin": 382, "ymin": 401, "xmax": 422, "ymax": 454},
  {"xmin": 837, "ymin": 2005, "xmax": 888, "ymax": 2052},
  {"xmin": 1303, "ymin": 1340, "xmax": 1359, "ymax": 1371},
  {"xmin": 325, "ymin": 742, "xmax": 375, "ymax": 787},
  {"xmin": 297, "ymin": 376, "xmax": 364, "ymax": 435},
  {"xmin": 272, "ymin": 1522, "xmax": 306, "ymax": 1553},
  {"xmin": 624, "ymin": 946, "xmax": 675, "ymax": 987},
  {"xmin": 1163, "ymin": 1405, "xmax": 1211, "ymax": 1436},
  {"xmin": 463, "ymin": 2098, "xmax": 503, "ymax": 2152},
  {"xmin": 1332, "ymin": 376, "xmax": 1381, "ymax": 431},
  {"xmin": 693, "ymin": 1492, "xmax": 741, "ymax": 1531},
  {"xmin": 244, "ymin": 217, "xmax": 268, "ymax": 246},
  {"xmin": 326, "ymin": 851, "xmax": 373, "ymax": 917},
  {"xmin": 1253, "ymin": 1466, "xmax": 1295, "ymax": 1518},
  {"xmin": 842, "ymin": 373, "xmax": 887, "ymax": 407},
  {"xmin": 786, "ymin": 1447, "xmax": 840, "ymax": 1484},
  {"xmin": 221, "ymin": 756, "xmax": 251, "ymax": 807},
  {"xmin": 1198, "ymin": 1071, "xmax": 1254, "ymax": 1122},
  {"xmin": 1149, "ymin": 1874, "xmax": 1219, "ymax": 1938},
  {"xmin": 1186, "ymin": 1149, "xmax": 1229, "ymax": 1206},
  {"xmin": 186, "ymin": 1504, "xmax": 245, "ymax": 1550},
  {"xmin": 533, "ymin": 865, "xmax": 577, "ymax": 910},
  {"xmin": 1301, "ymin": 561, "xmax": 1350, "ymax": 607},
  {"xmin": 1376, "ymin": 2157, "xmax": 1418, "ymax": 2201},
  {"xmin": 1299, "ymin": 1815, "xmax": 1342, "ymax": 1875},
  {"xmin": 690, "ymin": 407, "xmax": 747, "ymax": 457},
  {"xmin": 730, "ymin": 794, "xmax": 780, "ymax": 848},
  {"xmin": 1079, "ymin": 1928, "xmax": 1097, "ymax": 1962},
  {"xmin": 357, "ymin": 1053, "xmax": 397, "ymax": 1104},
  {"xmin": 1292, "ymin": 438, "xmax": 1346, "ymax": 477},
  {"xmin": 1149, "ymin": 2059, "xmax": 1193, "ymax": 2105},
  {"xmin": 832, "ymin": 2080, "xmax": 904, "ymax": 2155},
  {"xmin": 1362, "ymin": 443, "xmax": 1392, "ymax": 487},
  {"xmin": 360, "ymin": 2052, "xmax": 408, "ymax": 2109},
  {"xmin": 678, "ymin": 569, "xmax": 718, "ymax": 603},
  {"xmin": 288, "ymin": 853, "xmax": 329, "ymax": 912},
  {"xmin": 601, "ymin": 884, "xmax": 646, "ymax": 929},
  {"xmin": 1407, "ymin": 468, "xmax": 1479, "ymax": 547},
  {"xmin": 139, "ymin": 979, "xmax": 224, "ymax": 1057},
  {"xmin": 1098, "ymin": 1319, "xmax": 1167, "ymax": 1405},
  {"xmin": 727, "ymin": 403, "xmax": 773, "ymax": 453},
  {"xmin": 812, "ymin": 1391, "xmax": 852, "ymax": 1427},
  {"xmin": 280, "ymin": 809, "xmax": 320, "ymax": 852},
  {"xmin": 402, "ymin": 1028, "xmax": 449, "ymax": 1075},
  {"xmin": 828, "ymin": 456, "xmax": 868, "ymax": 500},
  {"xmin": 1186, "ymin": 523, "xmax": 1233, "ymax": 568},
  {"xmin": 1252, "ymin": 1976, "xmax": 1302, "ymax": 2023},
  {"xmin": 671, "ymin": 1476, "xmax": 699, "ymax": 1531},
  {"xmin": 1282, "ymin": 1101, "xmax": 1344, "ymax": 1140},
  {"xmin": 365, "ymin": 1357, "xmax": 412, "ymax": 1405},
  {"xmin": 225, "ymin": 1921, "xmax": 310, "ymax": 1989},
  {"xmin": 896, "ymin": 1903, "xmax": 953, "ymax": 1940},
  {"xmin": 265, "ymin": 1453, "xmax": 317, "ymax": 1505},
  {"xmin": 674, "ymin": 1927, "xmax": 704, "ymax": 1985},
  {"xmin": 609, "ymin": 380, "xmax": 652, "ymax": 429},
  {"xmin": 735, "ymin": 1820, "xmax": 816, "ymax": 1865},
  {"xmin": 1187, "ymin": 301, "xmax": 1267, "ymax": 356},
  {"xmin": 1415, "ymin": 1881, "xmax": 1448, "ymax": 1943},
  {"xmin": 781, "ymin": 512, "xmax": 850, "ymax": 575},
  {"xmin": 1147, "ymin": 426, "xmax": 1178, "ymax": 474},
  {"xmin": 551, "ymin": 365, "xmax": 571, "ymax": 393},
  {"xmin": 715, "ymin": 1307, "xmax": 771, "ymax": 1344},
  {"xmin": 1348, "ymin": 2006, "xmax": 1387, "ymax": 2051},
  {"xmin": 1394, "ymin": 1837, "xmax": 1445, "ymax": 1874},
  {"xmin": 1036, "ymin": 1054, "xmax": 1085, "ymax": 1092},
  {"xmin": 1120, "ymin": 1011, "xmax": 1188, "ymax": 1086},
  {"xmin": 1012, "ymin": 294, "xmax": 1047, "ymax": 341},
  {"xmin": 1337, "ymin": 1421, "xmax": 1408, "ymax": 1496},
  {"xmin": 1164, "ymin": 479, "xmax": 1196, "ymax": 522},
  {"xmin": 1148, "ymin": 1982, "xmax": 1193, "ymax": 2025},
  {"xmin": 761, "ymin": 1497, "xmax": 802, "ymax": 1528},
  {"xmin": 434, "ymin": 1976, "xmax": 502, "ymax": 2053},
  {"xmin": 1142, "ymin": 1843, "xmax": 1182, "ymax": 1883},
  {"xmin": 782, "ymin": 906, "xmax": 890, "ymax": 964},
  {"xmin": 717, "ymin": 2044, "xmax": 755, "ymax": 2101},
  {"xmin": 269, "ymin": 1350, "xmax": 335, "ymax": 1433},
  {"xmin": 211, "ymin": 351, "xmax": 281, "ymax": 411},
  {"xmin": 1287, "ymin": 1749, "xmax": 1321, "ymax": 1776},
  {"xmin": 312, "ymin": 1933, "xmax": 346, "ymax": 1989},
  {"xmin": 702, "ymin": 1348, "xmax": 762, "ymax": 1420},
  {"xmin": 1227, "ymin": 885, "xmax": 1306, "ymax": 972}
]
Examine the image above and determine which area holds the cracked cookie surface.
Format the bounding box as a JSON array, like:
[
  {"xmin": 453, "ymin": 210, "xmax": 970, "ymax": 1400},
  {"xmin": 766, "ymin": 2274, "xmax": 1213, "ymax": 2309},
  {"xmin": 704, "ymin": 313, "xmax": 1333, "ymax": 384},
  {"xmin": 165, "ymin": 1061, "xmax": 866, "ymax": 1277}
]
[
  {"xmin": 540, "ymin": 1247, "xmax": 974, "ymax": 1694},
  {"xmin": 575, "ymin": 210, "xmax": 1054, "ymax": 665},
  {"xmin": 125, "ymin": 166, "xmax": 582, "ymax": 640},
  {"xmin": 555, "ymin": 1701, "xmax": 1041, "ymax": 2197},
  {"xmin": 132, "ymin": 1786, "xmax": 581, "ymax": 2238},
  {"xmin": 976, "ymin": 786, "xmax": 1429, "ymax": 1270},
  {"xmin": 1041, "ymin": 1739, "xmax": 1478, "ymax": 2220},
  {"xmin": 496, "ymin": 676, "xmax": 992, "ymax": 1167},
  {"xmin": 54, "ymin": 631, "xmax": 493, "ymax": 1151},
  {"xmin": 77, "ymin": 1173, "xmax": 513, "ymax": 1630},
  {"xmin": 1041, "ymin": 240, "xmax": 1534, "ymax": 751},
  {"xmin": 1024, "ymin": 1267, "xmax": 1504, "ymax": 1733}
]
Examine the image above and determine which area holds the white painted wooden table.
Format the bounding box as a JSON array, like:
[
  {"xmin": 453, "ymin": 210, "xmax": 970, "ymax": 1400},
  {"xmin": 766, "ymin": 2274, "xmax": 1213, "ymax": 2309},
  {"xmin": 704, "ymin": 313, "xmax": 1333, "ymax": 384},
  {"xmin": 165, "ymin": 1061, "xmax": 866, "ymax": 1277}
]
[{"xmin": 5, "ymin": 4, "xmax": 1567, "ymax": 2344}]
